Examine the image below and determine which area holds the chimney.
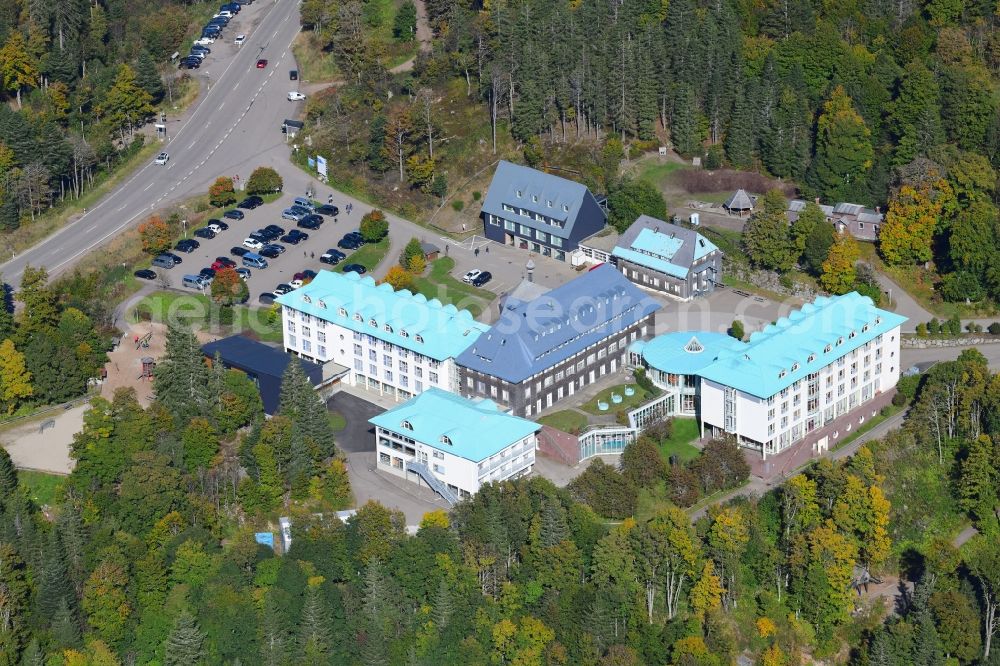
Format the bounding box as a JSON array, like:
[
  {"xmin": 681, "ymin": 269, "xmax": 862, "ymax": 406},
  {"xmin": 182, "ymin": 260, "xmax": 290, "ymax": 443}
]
[{"xmin": 814, "ymin": 197, "xmax": 820, "ymax": 204}]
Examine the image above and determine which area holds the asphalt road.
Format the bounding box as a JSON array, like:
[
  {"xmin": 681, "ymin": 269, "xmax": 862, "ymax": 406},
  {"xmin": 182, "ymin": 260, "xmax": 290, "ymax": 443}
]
[{"xmin": 0, "ymin": 0, "xmax": 304, "ymax": 288}]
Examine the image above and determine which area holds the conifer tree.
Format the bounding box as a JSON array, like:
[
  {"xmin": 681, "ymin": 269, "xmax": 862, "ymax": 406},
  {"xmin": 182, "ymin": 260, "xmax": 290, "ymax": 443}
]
[
  {"xmin": 36, "ymin": 528, "xmax": 73, "ymax": 620},
  {"xmin": 807, "ymin": 86, "xmax": 874, "ymax": 202},
  {"xmin": 430, "ymin": 578, "xmax": 453, "ymax": 631},
  {"xmin": 164, "ymin": 611, "xmax": 205, "ymax": 666},
  {"xmin": 298, "ymin": 583, "xmax": 331, "ymax": 664},
  {"xmin": 725, "ymin": 85, "xmax": 754, "ymax": 169},
  {"xmin": 154, "ymin": 324, "xmax": 210, "ymax": 425},
  {"xmin": 50, "ymin": 598, "xmax": 81, "ymax": 650},
  {"xmin": 278, "ymin": 358, "xmax": 334, "ymax": 458}
]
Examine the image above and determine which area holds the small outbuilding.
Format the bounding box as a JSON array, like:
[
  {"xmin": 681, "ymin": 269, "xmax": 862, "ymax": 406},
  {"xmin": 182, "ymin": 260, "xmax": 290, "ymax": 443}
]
[
  {"xmin": 419, "ymin": 242, "xmax": 441, "ymax": 262},
  {"xmin": 723, "ymin": 189, "xmax": 755, "ymax": 216}
]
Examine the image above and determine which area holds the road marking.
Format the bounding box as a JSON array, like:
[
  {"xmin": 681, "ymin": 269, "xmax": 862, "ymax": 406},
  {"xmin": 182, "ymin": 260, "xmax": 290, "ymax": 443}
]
[
  {"xmin": 87, "ymin": 225, "xmax": 97, "ymax": 232},
  {"xmin": 218, "ymin": 101, "xmax": 225, "ymax": 110},
  {"xmin": 143, "ymin": 183, "xmax": 153, "ymax": 191},
  {"xmin": 189, "ymin": 140, "xmax": 198, "ymax": 148},
  {"xmin": 117, "ymin": 205, "xmax": 126, "ymax": 212}
]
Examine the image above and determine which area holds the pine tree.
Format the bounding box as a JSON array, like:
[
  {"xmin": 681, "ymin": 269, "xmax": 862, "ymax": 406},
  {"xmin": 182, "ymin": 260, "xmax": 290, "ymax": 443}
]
[
  {"xmin": 154, "ymin": 324, "xmax": 210, "ymax": 425},
  {"xmin": 278, "ymin": 358, "xmax": 334, "ymax": 458},
  {"xmin": 56, "ymin": 502, "xmax": 87, "ymax": 590},
  {"xmin": 135, "ymin": 51, "xmax": 164, "ymax": 103},
  {"xmin": 298, "ymin": 583, "xmax": 330, "ymax": 665},
  {"xmin": 36, "ymin": 528, "xmax": 72, "ymax": 619},
  {"xmin": 0, "ymin": 446, "xmax": 16, "ymax": 496},
  {"xmin": 430, "ymin": 578, "xmax": 453, "ymax": 631},
  {"xmin": 50, "ymin": 597, "xmax": 81, "ymax": 650},
  {"xmin": 725, "ymin": 85, "xmax": 754, "ymax": 169},
  {"xmin": 743, "ymin": 190, "xmax": 796, "ymax": 271},
  {"xmin": 807, "ymin": 86, "xmax": 874, "ymax": 202},
  {"xmin": 803, "ymin": 214, "xmax": 835, "ymax": 275},
  {"xmin": 164, "ymin": 611, "xmax": 205, "ymax": 666},
  {"xmin": 670, "ymin": 84, "xmax": 699, "ymax": 156}
]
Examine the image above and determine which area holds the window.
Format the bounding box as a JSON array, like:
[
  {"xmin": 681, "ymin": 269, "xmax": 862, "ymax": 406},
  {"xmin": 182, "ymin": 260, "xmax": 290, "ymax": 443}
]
[
  {"xmin": 318, "ymin": 332, "xmax": 326, "ymax": 343},
  {"xmin": 429, "ymin": 371, "xmax": 439, "ymax": 383},
  {"xmin": 384, "ymin": 324, "xmax": 393, "ymax": 333},
  {"xmin": 400, "ymin": 375, "xmax": 408, "ymax": 388},
  {"xmin": 415, "ymin": 367, "xmax": 423, "ymax": 378},
  {"xmin": 338, "ymin": 307, "xmax": 347, "ymax": 317},
  {"xmin": 415, "ymin": 335, "xmax": 424, "ymax": 344},
  {"xmin": 302, "ymin": 340, "xmax": 311, "ymax": 353},
  {"xmin": 287, "ymin": 320, "xmax": 296, "ymax": 332},
  {"xmin": 551, "ymin": 237, "xmax": 563, "ymax": 248},
  {"xmin": 369, "ymin": 349, "xmax": 377, "ymax": 361},
  {"xmin": 791, "ymin": 363, "xmax": 799, "ymax": 372},
  {"xmin": 288, "ymin": 334, "xmax": 297, "ymax": 347},
  {"xmin": 369, "ymin": 364, "xmax": 377, "ymax": 375},
  {"xmin": 318, "ymin": 345, "xmax": 326, "ymax": 356},
  {"xmin": 808, "ymin": 354, "xmax": 815, "ymax": 363},
  {"xmin": 302, "ymin": 326, "xmax": 311, "ymax": 337},
  {"xmin": 504, "ymin": 220, "xmax": 516, "ymax": 231},
  {"xmin": 440, "ymin": 434, "xmax": 453, "ymax": 445},
  {"xmin": 415, "ymin": 380, "xmax": 423, "ymax": 392},
  {"xmin": 502, "ymin": 203, "xmax": 514, "ymax": 212},
  {"xmin": 531, "ymin": 194, "xmax": 537, "ymax": 202},
  {"xmin": 354, "ymin": 359, "xmax": 363, "ymax": 371},
  {"xmin": 401, "ymin": 420, "xmax": 413, "ymax": 430},
  {"xmin": 383, "ymin": 355, "xmax": 392, "ymax": 367},
  {"xmin": 384, "ymin": 370, "xmax": 393, "ymax": 382},
  {"xmin": 354, "ymin": 313, "xmax": 363, "ymax": 322},
  {"xmin": 354, "ymin": 344, "xmax": 362, "ymax": 356},
  {"xmin": 516, "ymin": 190, "xmax": 522, "ymax": 198}
]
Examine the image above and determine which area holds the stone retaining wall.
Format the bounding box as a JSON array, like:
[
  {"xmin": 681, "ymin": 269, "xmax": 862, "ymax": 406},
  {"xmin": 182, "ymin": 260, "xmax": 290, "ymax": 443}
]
[{"xmin": 902, "ymin": 336, "xmax": 1000, "ymax": 348}]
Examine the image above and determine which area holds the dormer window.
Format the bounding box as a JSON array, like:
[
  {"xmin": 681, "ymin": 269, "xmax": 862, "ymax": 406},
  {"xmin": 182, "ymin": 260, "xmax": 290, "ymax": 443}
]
[
  {"xmin": 875, "ymin": 316, "xmax": 881, "ymax": 326},
  {"xmin": 369, "ymin": 318, "xmax": 378, "ymax": 328},
  {"xmin": 400, "ymin": 329, "xmax": 409, "ymax": 338},
  {"xmin": 516, "ymin": 190, "xmax": 522, "ymax": 197},
  {"xmin": 302, "ymin": 295, "xmax": 312, "ymax": 303},
  {"xmin": 546, "ymin": 200, "xmax": 552, "ymax": 207},
  {"xmin": 440, "ymin": 435, "xmax": 452, "ymax": 446},
  {"xmin": 531, "ymin": 195, "xmax": 538, "ymax": 203},
  {"xmin": 384, "ymin": 324, "xmax": 393, "ymax": 333},
  {"xmin": 778, "ymin": 370, "xmax": 787, "ymax": 379},
  {"xmin": 401, "ymin": 420, "xmax": 413, "ymax": 431},
  {"xmin": 415, "ymin": 334, "xmax": 424, "ymax": 343},
  {"xmin": 353, "ymin": 313, "xmax": 363, "ymax": 322},
  {"xmin": 808, "ymin": 354, "xmax": 815, "ymax": 363},
  {"xmin": 862, "ymin": 324, "xmax": 869, "ymax": 333},
  {"xmin": 339, "ymin": 307, "xmax": 348, "ymax": 316},
  {"xmin": 849, "ymin": 331, "xmax": 856, "ymax": 339},
  {"xmin": 791, "ymin": 363, "xmax": 799, "ymax": 372},
  {"xmin": 317, "ymin": 300, "xmax": 326, "ymax": 309},
  {"xmin": 837, "ymin": 337, "xmax": 844, "ymax": 346},
  {"xmin": 824, "ymin": 344, "xmax": 832, "ymax": 353},
  {"xmin": 563, "ymin": 204, "xmax": 569, "ymax": 212}
]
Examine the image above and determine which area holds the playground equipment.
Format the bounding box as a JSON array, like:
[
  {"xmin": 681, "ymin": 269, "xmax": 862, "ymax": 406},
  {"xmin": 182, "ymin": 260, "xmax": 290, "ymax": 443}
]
[
  {"xmin": 135, "ymin": 332, "xmax": 152, "ymax": 349},
  {"xmin": 39, "ymin": 418, "xmax": 55, "ymax": 434},
  {"xmin": 623, "ymin": 386, "xmax": 635, "ymax": 397},
  {"xmin": 611, "ymin": 393, "xmax": 623, "ymax": 404},
  {"xmin": 139, "ymin": 357, "xmax": 156, "ymax": 381}
]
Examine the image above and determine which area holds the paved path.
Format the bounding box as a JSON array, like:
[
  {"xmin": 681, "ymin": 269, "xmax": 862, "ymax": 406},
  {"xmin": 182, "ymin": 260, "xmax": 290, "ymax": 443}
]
[
  {"xmin": 875, "ymin": 270, "xmax": 929, "ymax": 333},
  {"xmin": 1, "ymin": 404, "xmax": 87, "ymax": 474}
]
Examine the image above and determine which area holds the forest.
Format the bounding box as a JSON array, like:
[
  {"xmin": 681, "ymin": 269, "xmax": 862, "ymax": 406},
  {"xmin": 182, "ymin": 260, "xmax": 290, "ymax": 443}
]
[
  {"xmin": 0, "ymin": 0, "xmax": 190, "ymax": 230},
  {"xmin": 0, "ymin": 322, "xmax": 998, "ymax": 664}
]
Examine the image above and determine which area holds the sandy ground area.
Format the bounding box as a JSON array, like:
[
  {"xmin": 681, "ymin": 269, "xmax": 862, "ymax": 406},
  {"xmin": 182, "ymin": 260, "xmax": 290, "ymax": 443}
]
[
  {"xmin": 101, "ymin": 321, "xmax": 168, "ymax": 406},
  {"xmin": 0, "ymin": 404, "xmax": 86, "ymax": 474}
]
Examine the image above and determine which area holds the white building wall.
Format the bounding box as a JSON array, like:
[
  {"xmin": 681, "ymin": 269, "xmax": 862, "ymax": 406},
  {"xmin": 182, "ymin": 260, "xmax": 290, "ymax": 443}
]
[
  {"xmin": 375, "ymin": 427, "xmax": 537, "ymax": 497},
  {"xmin": 282, "ymin": 305, "xmax": 461, "ymax": 401}
]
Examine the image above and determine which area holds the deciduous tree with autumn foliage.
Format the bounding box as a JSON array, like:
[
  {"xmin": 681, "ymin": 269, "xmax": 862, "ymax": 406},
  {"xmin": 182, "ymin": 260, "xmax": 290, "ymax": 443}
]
[{"xmin": 138, "ymin": 215, "xmax": 172, "ymax": 255}]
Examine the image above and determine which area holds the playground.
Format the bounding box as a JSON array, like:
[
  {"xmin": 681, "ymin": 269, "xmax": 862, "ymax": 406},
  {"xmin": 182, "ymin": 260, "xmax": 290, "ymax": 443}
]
[{"xmin": 101, "ymin": 321, "xmax": 168, "ymax": 406}]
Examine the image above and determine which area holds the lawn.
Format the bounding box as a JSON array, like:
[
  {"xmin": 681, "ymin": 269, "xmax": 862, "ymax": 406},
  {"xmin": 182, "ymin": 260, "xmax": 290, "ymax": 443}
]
[
  {"xmin": 579, "ymin": 383, "xmax": 658, "ymax": 416},
  {"xmin": 831, "ymin": 404, "xmax": 901, "ymax": 452},
  {"xmin": 659, "ymin": 418, "xmax": 700, "ymax": 463},
  {"xmin": 329, "ymin": 411, "xmax": 346, "ymax": 432},
  {"xmin": 410, "ymin": 257, "xmax": 496, "ymax": 317},
  {"xmin": 337, "ymin": 237, "xmax": 391, "ymax": 274},
  {"xmin": 637, "ymin": 160, "xmax": 690, "ymax": 188},
  {"xmin": 19, "ymin": 471, "xmax": 65, "ymax": 507},
  {"xmin": 136, "ymin": 291, "xmax": 283, "ymax": 342},
  {"xmin": 536, "ymin": 409, "xmax": 589, "ymax": 434}
]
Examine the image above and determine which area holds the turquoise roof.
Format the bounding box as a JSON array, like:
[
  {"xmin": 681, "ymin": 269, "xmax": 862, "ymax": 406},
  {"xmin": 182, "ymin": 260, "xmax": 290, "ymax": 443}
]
[
  {"xmin": 692, "ymin": 235, "xmax": 719, "ymax": 261},
  {"xmin": 697, "ymin": 292, "xmax": 907, "ymax": 398},
  {"xmin": 632, "ymin": 227, "xmax": 684, "ymax": 259},
  {"xmin": 640, "ymin": 332, "xmax": 747, "ymax": 375},
  {"xmin": 611, "ymin": 246, "xmax": 690, "ymax": 279},
  {"xmin": 275, "ymin": 271, "xmax": 489, "ymax": 361},
  {"xmin": 369, "ymin": 388, "xmax": 540, "ymax": 462}
]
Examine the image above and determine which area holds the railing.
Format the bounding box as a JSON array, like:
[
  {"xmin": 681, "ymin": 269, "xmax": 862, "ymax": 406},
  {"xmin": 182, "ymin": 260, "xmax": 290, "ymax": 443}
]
[
  {"xmin": 405, "ymin": 460, "xmax": 459, "ymax": 506},
  {"xmin": 578, "ymin": 425, "xmax": 638, "ymax": 461}
]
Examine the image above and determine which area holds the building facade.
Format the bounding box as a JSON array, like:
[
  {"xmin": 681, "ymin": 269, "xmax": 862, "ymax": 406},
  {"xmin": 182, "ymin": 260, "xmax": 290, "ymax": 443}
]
[
  {"xmin": 369, "ymin": 389, "xmax": 540, "ymax": 503},
  {"xmin": 631, "ymin": 293, "xmax": 906, "ymax": 458},
  {"xmin": 456, "ymin": 264, "xmax": 660, "ymax": 417},
  {"xmin": 480, "ymin": 160, "xmax": 607, "ymax": 261},
  {"xmin": 611, "ymin": 216, "xmax": 722, "ymax": 300},
  {"xmin": 275, "ymin": 271, "xmax": 489, "ymax": 402},
  {"xmin": 787, "ymin": 199, "xmax": 883, "ymax": 241}
]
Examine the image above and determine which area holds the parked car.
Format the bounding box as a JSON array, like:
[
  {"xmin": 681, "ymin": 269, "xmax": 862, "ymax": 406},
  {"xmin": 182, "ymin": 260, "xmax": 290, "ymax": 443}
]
[
  {"xmin": 154, "ymin": 152, "xmax": 169, "ymax": 165},
  {"xmin": 230, "ymin": 246, "xmax": 250, "ymax": 257},
  {"xmin": 243, "ymin": 238, "xmax": 264, "ymax": 250},
  {"xmin": 289, "ymin": 69, "xmax": 298, "ymax": 80},
  {"xmin": 315, "ymin": 204, "xmax": 339, "ymax": 216},
  {"xmin": 280, "ymin": 230, "xmax": 308, "ymax": 244},
  {"xmin": 462, "ymin": 269, "xmax": 482, "ymax": 283},
  {"xmin": 163, "ymin": 252, "xmax": 183, "ymax": 265},
  {"xmin": 153, "ymin": 255, "xmax": 176, "ymax": 269},
  {"xmin": 337, "ymin": 236, "xmax": 361, "ymax": 250},
  {"xmin": 292, "ymin": 197, "xmax": 315, "ymax": 210},
  {"xmin": 472, "ymin": 271, "xmax": 493, "ymax": 287},
  {"xmin": 187, "ymin": 51, "xmax": 206, "ymax": 62},
  {"xmin": 258, "ymin": 292, "xmax": 275, "ymax": 305},
  {"xmin": 264, "ymin": 224, "xmax": 285, "ymax": 234},
  {"xmin": 320, "ymin": 249, "xmax": 345, "ymax": 265},
  {"xmin": 191, "ymin": 45, "xmax": 210, "ymax": 54},
  {"xmin": 342, "ymin": 263, "xmax": 367, "ymax": 275},
  {"xmin": 193, "ymin": 227, "xmax": 216, "ymax": 240},
  {"xmin": 207, "ymin": 223, "xmax": 228, "ymax": 234},
  {"xmin": 214, "ymin": 256, "xmax": 236, "ymax": 268},
  {"xmin": 194, "ymin": 37, "xmax": 214, "ymax": 46},
  {"xmin": 236, "ymin": 268, "xmax": 251, "ymax": 280},
  {"xmin": 199, "ymin": 268, "xmax": 217, "ymax": 280},
  {"xmin": 175, "ymin": 239, "xmax": 199, "ymax": 252},
  {"xmin": 256, "ymin": 59, "xmax": 268, "ymax": 68},
  {"xmin": 234, "ymin": 34, "xmax": 246, "ymax": 46},
  {"xmin": 223, "ymin": 209, "xmax": 244, "ymax": 220},
  {"xmin": 238, "ymin": 195, "xmax": 263, "ymax": 209},
  {"xmin": 297, "ymin": 215, "xmax": 322, "ymax": 230},
  {"xmin": 281, "ymin": 206, "xmax": 310, "ymax": 221},
  {"xmin": 301, "ymin": 269, "xmax": 317, "ymax": 280},
  {"xmin": 287, "ymin": 91, "xmax": 306, "ymax": 101},
  {"xmin": 179, "ymin": 58, "xmax": 200, "ymax": 70},
  {"xmin": 345, "ymin": 231, "xmax": 365, "ymax": 244},
  {"xmin": 259, "ymin": 243, "xmax": 285, "ymax": 258},
  {"xmin": 289, "ymin": 279, "xmax": 304, "ymax": 289},
  {"xmin": 134, "ymin": 269, "xmax": 157, "ymax": 280},
  {"xmin": 273, "ymin": 284, "xmax": 293, "ymax": 295}
]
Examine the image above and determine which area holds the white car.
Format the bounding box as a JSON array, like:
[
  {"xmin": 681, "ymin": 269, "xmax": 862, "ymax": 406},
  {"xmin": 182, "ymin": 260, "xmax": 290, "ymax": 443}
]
[
  {"xmin": 236, "ymin": 268, "xmax": 251, "ymax": 280},
  {"xmin": 234, "ymin": 34, "xmax": 246, "ymax": 46},
  {"xmin": 194, "ymin": 37, "xmax": 214, "ymax": 46},
  {"xmin": 242, "ymin": 238, "xmax": 264, "ymax": 250},
  {"xmin": 287, "ymin": 91, "xmax": 306, "ymax": 102},
  {"xmin": 289, "ymin": 279, "xmax": 304, "ymax": 289},
  {"xmin": 215, "ymin": 10, "xmax": 233, "ymax": 17},
  {"xmin": 462, "ymin": 269, "xmax": 482, "ymax": 283},
  {"xmin": 154, "ymin": 152, "xmax": 169, "ymax": 165}
]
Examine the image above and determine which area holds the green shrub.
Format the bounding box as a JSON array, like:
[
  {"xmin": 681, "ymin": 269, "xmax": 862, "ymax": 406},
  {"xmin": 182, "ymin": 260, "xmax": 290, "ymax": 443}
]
[
  {"xmin": 451, "ymin": 199, "xmax": 464, "ymax": 212},
  {"xmin": 988, "ymin": 322, "xmax": 1000, "ymax": 335},
  {"xmin": 893, "ymin": 374, "xmax": 921, "ymax": 406},
  {"xmin": 472, "ymin": 191, "xmax": 482, "ymax": 201},
  {"xmin": 927, "ymin": 318, "xmax": 939, "ymax": 335},
  {"xmin": 779, "ymin": 273, "xmax": 794, "ymax": 289},
  {"xmin": 916, "ymin": 322, "xmax": 927, "ymax": 337}
]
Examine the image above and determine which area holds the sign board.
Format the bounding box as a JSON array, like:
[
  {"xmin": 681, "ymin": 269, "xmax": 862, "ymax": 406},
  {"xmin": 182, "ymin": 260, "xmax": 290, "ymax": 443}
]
[
  {"xmin": 316, "ymin": 155, "xmax": 328, "ymax": 179},
  {"xmin": 307, "ymin": 156, "xmax": 315, "ymax": 169},
  {"xmin": 254, "ymin": 532, "xmax": 274, "ymax": 548}
]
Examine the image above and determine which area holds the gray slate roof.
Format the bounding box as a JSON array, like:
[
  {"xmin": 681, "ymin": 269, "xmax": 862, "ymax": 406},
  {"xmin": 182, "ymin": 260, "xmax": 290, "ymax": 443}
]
[
  {"xmin": 480, "ymin": 160, "xmax": 601, "ymax": 240},
  {"xmin": 724, "ymin": 189, "xmax": 755, "ymax": 211},
  {"xmin": 457, "ymin": 264, "xmax": 660, "ymax": 384}
]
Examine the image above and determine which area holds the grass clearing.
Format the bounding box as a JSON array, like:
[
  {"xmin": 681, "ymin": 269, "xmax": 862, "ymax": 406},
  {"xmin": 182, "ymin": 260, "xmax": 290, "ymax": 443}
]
[
  {"xmin": 659, "ymin": 418, "xmax": 700, "ymax": 463},
  {"xmin": 537, "ymin": 409, "xmax": 589, "ymax": 434},
  {"xmin": 329, "ymin": 411, "xmax": 347, "ymax": 432},
  {"xmin": 637, "ymin": 160, "xmax": 690, "ymax": 188},
  {"xmin": 580, "ymin": 384, "xmax": 658, "ymax": 416},
  {"xmin": 410, "ymin": 257, "xmax": 495, "ymax": 317},
  {"xmin": 337, "ymin": 237, "xmax": 391, "ymax": 273},
  {"xmin": 292, "ymin": 33, "xmax": 341, "ymax": 82},
  {"xmin": 19, "ymin": 470, "xmax": 65, "ymax": 507},
  {"xmin": 136, "ymin": 291, "xmax": 283, "ymax": 342}
]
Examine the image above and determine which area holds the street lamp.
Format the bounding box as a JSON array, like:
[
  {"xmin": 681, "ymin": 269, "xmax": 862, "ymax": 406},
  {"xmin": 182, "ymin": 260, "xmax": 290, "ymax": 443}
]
[{"xmin": 182, "ymin": 219, "xmax": 187, "ymax": 238}]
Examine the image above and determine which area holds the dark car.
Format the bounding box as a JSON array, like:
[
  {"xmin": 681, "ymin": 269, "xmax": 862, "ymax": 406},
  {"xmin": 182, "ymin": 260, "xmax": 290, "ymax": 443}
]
[
  {"xmin": 472, "ymin": 271, "xmax": 493, "ymax": 287},
  {"xmin": 337, "ymin": 236, "xmax": 361, "ymax": 250},
  {"xmin": 179, "ymin": 58, "xmax": 201, "ymax": 70},
  {"xmin": 199, "ymin": 268, "xmax": 217, "ymax": 279},
  {"xmin": 280, "ymin": 230, "xmax": 308, "ymax": 244},
  {"xmin": 214, "ymin": 256, "xmax": 237, "ymax": 268},
  {"xmin": 175, "ymin": 239, "xmax": 200, "ymax": 252},
  {"xmin": 264, "ymin": 224, "xmax": 284, "ymax": 235},
  {"xmin": 254, "ymin": 228, "xmax": 280, "ymax": 241},
  {"xmin": 297, "ymin": 216, "xmax": 322, "ymax": 230},
  {"xmin": 314, "ymin": 204, "xmax": 339, "ymax": 217},
  {"xmin": 134, "ymin": 269, "xmax": 157, "ymax": 280},
  {"xmin": 230, "ymin": 246, "xmax": 250, "ymax": 258},
  {"xmin": 290, "ymin": 69, "xmax": 298, "ymax": 80},
  {"xmin": 191, "ymin": 45, "xmax": 210, "ymax": 54},
  {"xmin": 259, "ymin": 244, "xmax": 285, "ymax": 258},
  {"xmin": 273, "ymin": 284, "xmax": 292, "ymax": 295},
  {"xmin": 256, "ymin": 59, "xmax": 268, "ymax": 69},
  {"xmin": 238, "ymin": 196, "xmax": 263, "ymax": 209},
  {"xmin": 258, "ymin": 292, "xmax": 275, "ymax": 305},
  {"xmin": 194, "ymin": 227, "xmax": 216, "ymax": 240},
  {"xmin": 164, "ymin": 252, "xmax": 183, "ymax": 265},
  {"xmin": 342, "ymin": 263, "xmax": 366, "ymax": 275},
  {"xmin": 223, "ymin": 209, "xmax": 244, "ymax": 220},
  {"xmin": 301, "ymin": 269, "xmax": 317, "ymax": 280},
  {"xmin": 320, "ymin": 249, "xmax": 345, "ymax": 265}
]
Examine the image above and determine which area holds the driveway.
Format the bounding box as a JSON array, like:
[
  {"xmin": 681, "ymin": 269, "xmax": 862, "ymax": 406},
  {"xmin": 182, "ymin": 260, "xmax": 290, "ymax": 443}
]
[{"xmin": 328, "ymin": 392, "xmax": 383, "ymax": 453}]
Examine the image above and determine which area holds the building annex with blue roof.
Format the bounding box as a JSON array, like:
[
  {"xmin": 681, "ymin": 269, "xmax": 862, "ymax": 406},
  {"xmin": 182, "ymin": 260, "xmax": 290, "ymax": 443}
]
[
  {"xmin": 611, "ymin": 215, "xmax": 722, "ymax": 300},
  {"xmin": 369, "ymin": 388, "xmax": 540, "ymax": 503},
  {"xmin": 629, "ymin": 292, "xmax": 906, "ymax": 459},
  {"xmin": 480, "ymin": 160, "xmax": 608, "ymax": 261},
  {"xmin": 456, "ymin": 264, "xmax": 660, "ymax": 418},
  {"xmin": 276, "ymin": 270, "xmax": 489, "ymax": 402}
]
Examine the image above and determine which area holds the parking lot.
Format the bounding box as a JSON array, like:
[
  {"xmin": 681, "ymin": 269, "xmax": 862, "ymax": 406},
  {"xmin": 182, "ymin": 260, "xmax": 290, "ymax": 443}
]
[{"xmin": 145, "ymin": 191, "xmax": 373, "ymax": 304}]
